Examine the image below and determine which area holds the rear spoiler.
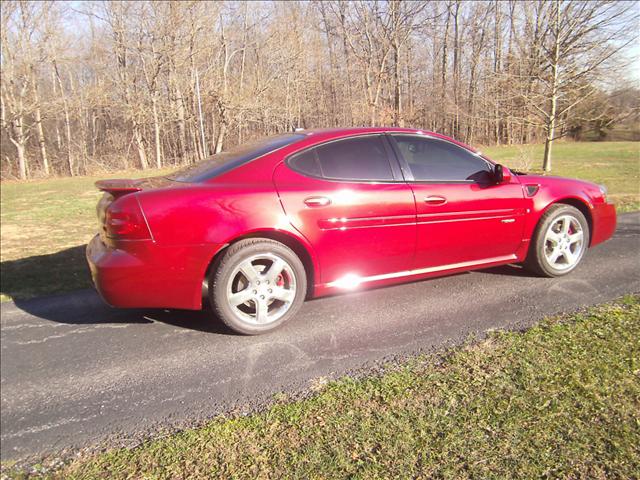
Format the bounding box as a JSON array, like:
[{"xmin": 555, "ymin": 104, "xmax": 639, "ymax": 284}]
[{"xmin": 95, "ymin": 179, "xmax": 144, "ymax": 196}]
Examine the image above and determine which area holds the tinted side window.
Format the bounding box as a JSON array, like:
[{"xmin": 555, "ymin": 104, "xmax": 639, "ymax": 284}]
[
  {"xmin": 393, "ymin": 135, "xmax": 492, "ymax": 183},
  {"xmin": 288, "ymin": 149, "xmax": 322, "ymax": 177},
  {"xmin": 289, "ymin": 136, "xmax": 394, "ymax": 181}
]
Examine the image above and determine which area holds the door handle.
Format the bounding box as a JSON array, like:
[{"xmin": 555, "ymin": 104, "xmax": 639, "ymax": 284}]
[
  {"xmin": 304, "ymin": 196, "xmax": 331, "ymax": 207},
  {"xmin": 424, "ymin": 196, "xmax": 447, "ymax": 205}
]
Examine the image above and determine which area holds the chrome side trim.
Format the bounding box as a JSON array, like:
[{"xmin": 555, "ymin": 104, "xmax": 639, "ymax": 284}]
[
  {"xmin": 326, "ymin": 254, "xmax": 517, "ymax": 288},
  {"xmin": 416, "ymin": 208, "xmax": 522, "ymax": 226},
  {"xmin": 318, "ymin": 214, "xmax": 416, "ymax": 231}
]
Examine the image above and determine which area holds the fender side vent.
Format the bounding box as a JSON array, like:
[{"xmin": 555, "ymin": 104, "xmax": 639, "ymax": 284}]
[{"xmin": 525, "ymin": 184, "xmax": 540, "ymax": 197}]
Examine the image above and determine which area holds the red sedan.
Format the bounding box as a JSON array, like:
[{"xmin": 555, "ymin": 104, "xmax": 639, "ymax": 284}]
[{"xmin": 87, "ymin": 128, "xmax": 617, "ymax": 334}]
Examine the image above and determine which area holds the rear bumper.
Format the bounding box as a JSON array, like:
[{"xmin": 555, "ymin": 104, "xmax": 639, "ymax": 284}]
[
  {"xmin": 591, "ymin": 202, "xmax": 617, "ymax": 247},
  {"xmin": 86, "ymin": 234, "xmax": 220, "ymax": 310}
]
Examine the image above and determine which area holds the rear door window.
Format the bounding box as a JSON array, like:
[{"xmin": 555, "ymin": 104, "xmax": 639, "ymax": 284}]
[{"xmin": 289, "ymin": 135, "xmax": 394, "ymax": 181}]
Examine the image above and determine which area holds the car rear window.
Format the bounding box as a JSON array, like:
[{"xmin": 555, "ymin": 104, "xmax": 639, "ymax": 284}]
[{"xmin": 168, "ymin": 133, "xmax": 305, "ymax": 182}]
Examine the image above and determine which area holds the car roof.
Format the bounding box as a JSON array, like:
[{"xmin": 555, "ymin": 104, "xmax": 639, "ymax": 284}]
[
  {"xmin": 297, "ymin": 127, "xmax": 480, "ymax": 154},
  {"xmin": 300, "ymin": 126, "xmax": 426, "ymax": 136}
]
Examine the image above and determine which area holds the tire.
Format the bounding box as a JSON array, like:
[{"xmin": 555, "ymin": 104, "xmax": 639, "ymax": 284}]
[
  {"xmin": 210, "ymin": 238, "xmax": 307, "ymax": 335},
  {"xmin": 524, "ymin": 204, "xmax": 590, "ymax": 277}
]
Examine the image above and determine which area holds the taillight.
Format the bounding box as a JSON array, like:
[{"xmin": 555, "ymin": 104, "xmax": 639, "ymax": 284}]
[{"xmin": 105, "ymin": 195, "xmax": 151, "ymax": 240}]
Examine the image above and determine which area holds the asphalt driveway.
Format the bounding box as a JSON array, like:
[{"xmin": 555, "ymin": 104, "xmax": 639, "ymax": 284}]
[{"xmin": 1, "ymin": 212, "xmax": 639, "ymax": 460}]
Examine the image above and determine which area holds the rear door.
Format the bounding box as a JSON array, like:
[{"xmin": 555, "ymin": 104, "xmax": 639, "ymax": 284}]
[
  {"xmin": 273, "ymin": 134, "xmax": 416, "ymax": 285},
  {"xmin": 388, "ymin": 134, "xmax": 526, "ymax": 269}
]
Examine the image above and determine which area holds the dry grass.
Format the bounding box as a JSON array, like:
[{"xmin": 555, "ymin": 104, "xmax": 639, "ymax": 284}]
[{"xmin": 0, "ymin": 169, "xmax": 173, "ymax": 301}]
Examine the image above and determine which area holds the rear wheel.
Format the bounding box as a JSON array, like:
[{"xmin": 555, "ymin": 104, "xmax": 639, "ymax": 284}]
[
  {"xmin": 210, "ymin": 238, "xmax": 306, "ymax": 335},
  {"xmin": 525, "ymin": 204, "xmax": 589, "ymax": 277}
]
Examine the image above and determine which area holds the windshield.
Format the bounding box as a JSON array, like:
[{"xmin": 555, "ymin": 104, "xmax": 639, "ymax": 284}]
[{"xmin": 168, "ymin": 133, "xmax": 305, "ymax": 182}]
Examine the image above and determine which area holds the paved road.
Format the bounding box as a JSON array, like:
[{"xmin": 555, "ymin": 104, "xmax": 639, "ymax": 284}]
[{"xmin": 2, "ymin": 213, "xmax": 639, "ymax": 460}]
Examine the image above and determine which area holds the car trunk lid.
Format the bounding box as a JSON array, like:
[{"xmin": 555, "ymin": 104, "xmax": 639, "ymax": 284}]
[{"xmin": 95, "ymin": 176, "xmax": 174, "ymax": 241}]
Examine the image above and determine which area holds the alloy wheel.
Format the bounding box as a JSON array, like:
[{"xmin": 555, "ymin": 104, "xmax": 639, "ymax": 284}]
[
  {"xmin": 226, "ymin": 253, "xmax": 297, "ymax": 325},
  {"xmin": 543, "ymin": 214, "xmax": 585, "ymax": 271}
]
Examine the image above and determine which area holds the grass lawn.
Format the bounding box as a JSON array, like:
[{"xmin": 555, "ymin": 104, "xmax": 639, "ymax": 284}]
[
  {"xmin": 0, "ymin": 141, "xmax": 638, "ymax": 301},
  {"xmin": 483, "ymin": 141, "xmax": 640, "ymax": 212},
  {"xmin": 0, "ymin": 168, "xmax": 174, "ymax": 301},
  {"xmin": 4, "ymin": 295, "xmax": 639, "ymax": 479}
]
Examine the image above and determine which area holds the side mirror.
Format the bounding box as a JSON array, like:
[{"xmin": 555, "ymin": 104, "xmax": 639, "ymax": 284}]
[{"xmin": 494, "ymin": 164, "xmax": 512, "ymax": 184}]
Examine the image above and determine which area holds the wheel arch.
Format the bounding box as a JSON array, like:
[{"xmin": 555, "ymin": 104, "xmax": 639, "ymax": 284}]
[
  {"xmin": 202, "ymin": 229, "xmax": 318, "ymax": 305},
  {"xmin": 546, "ymin": 197, "xmax": 593, "ymax": 246}
]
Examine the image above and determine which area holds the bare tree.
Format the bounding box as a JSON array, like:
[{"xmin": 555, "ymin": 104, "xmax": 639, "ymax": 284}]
[
  {"xmin": 2, "ymin": 1, "xmax": 32, "ymax": 179},
  {"xmin": 531, "ymin": 0, "xmax": 637, "ymax": 171},
  {"xmin": 0, "ymin": 0, "xmax": 637, "ymax": 179}
]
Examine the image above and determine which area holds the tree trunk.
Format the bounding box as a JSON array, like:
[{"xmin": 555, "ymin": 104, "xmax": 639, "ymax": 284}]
[
  {"xmin": 9, "ymin": 116, "xmax": 27, "ymax": 180},
  {"xmin": 406, "ymin": 42, "xmax": 413, "ymax": 124},
  {"xmin": 441, "ymin": 4, "xmax": 451, "ymax": 133},
  {"xmin": 31, "ymin": 69, "xmax": 49, "ymax": 176},
  {"xmin": 152, "ymin": 96, "xmax": 162, "ymax": 168},
  {"xmin": 392, "ymin": 41, "xmax": 402, "ymax": 127},
  {"xmin": 340, "ymin": 6, "xmax": 354, "ymax": 125},
  {"xmin": 50, "ymin": 69, "xmax": 62, "ymax": 151},
  {"xmin": 542, "ymin": 1, "xmax": 561, "ymax": 173},
  {"xmin": 173, "ymin": 79, "xmax": 187, "ymax": 162},
  {"xmin": 90, "ymin": 110, "xmax": 97, "ymax": 157},
  {"xmin": 215, "ymin": 119, "xmax": 226, "ymax": 154},
  {"xmin": 70, "ymin": 71, "xmax": 88, "ymax": 175},
  {"xmin": 452, "ymin": 1, "xmax": 460, "ymax": 138},
  {"xmin": 493, "ymin": 0, "xmax": 502, "ymax": 145},
  {"xmin": 391, "ymin": 0, "xmax": 402, "ymax": 127},
  {"xmin": 194, "ymin": 67, "xmax": 208, "ymax": 158},
  {"xmin": 133, "ymin": 125, "xmax": 148, "ymax": 169},
  {"xmin": 320, "ymin": 4, "xmax": 339, "ymax": 127},
  {"xmin": 53, "ymin": 60, "xmax": 74, "ymax": 176}
]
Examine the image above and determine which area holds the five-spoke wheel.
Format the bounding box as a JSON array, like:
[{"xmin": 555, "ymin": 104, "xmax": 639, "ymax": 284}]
[
  {"xmin": 227, "ymin": 254, "xmax": 297, "ymax": 325},
  {"xmin": 525, "ymin": 204, "xmax": 590, "ymax": 277},
  {"xmin": 210, "ymin": 239, "xmax": 306, "ymax": 334},
  {"xmin": 542, "ymin": 214, "xmax": 585, "ymax": 271}
]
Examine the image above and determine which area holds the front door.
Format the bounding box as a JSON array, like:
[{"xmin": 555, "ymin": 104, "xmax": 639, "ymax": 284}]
[{"xmin": 388, "ymin": 134, "xmax": 526, "ymax": 269}]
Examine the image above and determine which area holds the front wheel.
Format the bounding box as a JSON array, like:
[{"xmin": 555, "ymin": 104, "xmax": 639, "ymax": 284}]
[
  {"xmin": 525, "ymin": 204, "xmax": 590, "ymax": 277},
  {"xmin": 210, "ymin": 238, "xmax": 307, "ymax": 335}
]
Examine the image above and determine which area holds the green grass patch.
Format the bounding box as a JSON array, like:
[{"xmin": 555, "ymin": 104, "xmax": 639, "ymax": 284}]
[
  {"xmin": 5, "ymin": 295, "xmax": 639, "ymax": 478},
  {"xmin": 0, "ymin": 169, "xmax": 174, "ymax": 301},
  {"xmin": 483, "ymin": 141, "xmax": 640, "ymax": 212},
  {"xmin": 0, "ymin": 142, "xmax": 638, "ymax": 301}
]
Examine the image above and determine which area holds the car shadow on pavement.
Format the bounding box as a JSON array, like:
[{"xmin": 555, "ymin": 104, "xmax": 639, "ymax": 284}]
[
  {"xmin": 3, "ymin": 246, "xmax": 236, "ymax": 334},
  {"xmin": 5, "ymin": 247, "xmax": 532, "ymax": 336},
  {"xmin": 141, "ymin": 307, "xmax": 235, "ymax": 335},
  {"xmin": 1, "ymin": 246, "xmax": 91, "ymax": 301},
  {"xmin": 479, "ymin": 264, "xmax": 534, "ymax": 277},
  {"xmin": 11, "ymin": 293, "xmax": 235, "ymax": 335}
]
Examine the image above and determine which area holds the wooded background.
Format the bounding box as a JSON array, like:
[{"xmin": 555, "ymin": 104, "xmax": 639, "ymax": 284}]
[{"xmin": 1, "ymin": 0, "xmax": 638, "ymax": 179}]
